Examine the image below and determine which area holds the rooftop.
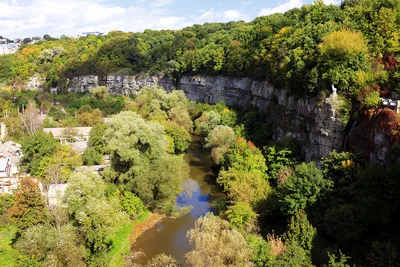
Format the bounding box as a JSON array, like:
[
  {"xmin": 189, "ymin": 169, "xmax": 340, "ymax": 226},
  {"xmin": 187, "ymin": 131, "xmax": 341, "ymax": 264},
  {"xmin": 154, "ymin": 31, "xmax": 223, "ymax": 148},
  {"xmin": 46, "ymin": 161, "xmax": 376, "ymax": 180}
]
[{"xmin": 43, "ymin": 127, "xmax": 92, "ymax": 137}]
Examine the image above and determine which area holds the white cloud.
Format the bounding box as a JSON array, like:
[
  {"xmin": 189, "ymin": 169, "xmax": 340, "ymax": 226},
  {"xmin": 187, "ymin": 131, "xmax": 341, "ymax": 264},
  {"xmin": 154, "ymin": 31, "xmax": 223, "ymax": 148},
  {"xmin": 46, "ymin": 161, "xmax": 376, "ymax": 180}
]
[
  {"xmin": 258, "ymin": 0, "xmax": 303, "ymax": 16},
  {"xmin": 0, "ymin": 0, "xmax": 189, "ymax": 38},
  {"xmin": 240, "ymin": 1, "xmax": 252, "ymax": 6},
  {"xmin": 323, "ymin": 0, "xmax": 341, "ymax": 5},
  {"xmin": 150, "ymin": 0, "xmax": 174, "ymax": 7},
  {"xmin": 195, "ymin": 9, "xmax": 249, "ymax": 24},
  {"xmin": 223, "ymin": 10, "xmax": 241, "ymax": 20},
  {"xmin": 0, "ymin": 0, "xmax": 253, "ymax": 39}
]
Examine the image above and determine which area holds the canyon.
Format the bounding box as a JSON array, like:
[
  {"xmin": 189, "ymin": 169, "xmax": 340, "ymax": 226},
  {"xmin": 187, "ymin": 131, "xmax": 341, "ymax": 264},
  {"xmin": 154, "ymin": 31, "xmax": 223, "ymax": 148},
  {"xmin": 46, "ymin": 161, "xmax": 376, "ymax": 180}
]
[{"xmin": 65, "ymin": 74, "xmax": 347, "ymax": 161}]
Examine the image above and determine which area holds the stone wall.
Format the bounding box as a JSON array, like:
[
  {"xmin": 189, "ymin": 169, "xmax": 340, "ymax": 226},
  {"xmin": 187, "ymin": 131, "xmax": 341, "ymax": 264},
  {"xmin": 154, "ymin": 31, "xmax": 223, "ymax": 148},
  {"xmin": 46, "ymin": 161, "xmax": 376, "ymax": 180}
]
[{"xmin": 67, "ymin": 74, "xmax": 346, "ymax": 160}]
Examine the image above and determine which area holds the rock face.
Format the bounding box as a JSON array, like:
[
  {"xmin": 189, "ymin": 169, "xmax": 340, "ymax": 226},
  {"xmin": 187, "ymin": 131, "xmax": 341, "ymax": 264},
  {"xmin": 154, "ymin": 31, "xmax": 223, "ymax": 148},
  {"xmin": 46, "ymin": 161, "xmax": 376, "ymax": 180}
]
[
  {"xmin": 179, "ymin": 75, "xmax": 345, "ymax": 161},
  {"xmin": 67, "ymin": 75, "xmax": 173, "ymax": 95},
  {"xmin": 67, "ymin": 74, "xmax": 346, "ymax": 160},
  {"xmin": 26, "ymin": 76, "xmax": 43, "ymax": 90}
]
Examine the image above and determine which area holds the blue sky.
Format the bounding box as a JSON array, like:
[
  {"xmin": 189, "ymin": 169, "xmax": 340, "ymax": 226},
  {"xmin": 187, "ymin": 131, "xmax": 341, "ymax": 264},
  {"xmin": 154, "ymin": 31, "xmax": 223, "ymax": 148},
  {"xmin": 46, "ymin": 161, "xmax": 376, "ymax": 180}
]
[{"xmin": 0, "ymin": 0, "xmax": 340, "ymax": 38}]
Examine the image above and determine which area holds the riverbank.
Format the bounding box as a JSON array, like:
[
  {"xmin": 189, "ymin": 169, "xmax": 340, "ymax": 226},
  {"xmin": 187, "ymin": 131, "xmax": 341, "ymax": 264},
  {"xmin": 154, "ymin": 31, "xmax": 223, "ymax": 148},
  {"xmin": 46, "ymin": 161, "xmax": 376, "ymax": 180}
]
[
  {"xmin": 108, "ymin": 211, "xmax": 160, "ymax": 267},
  {"xmin": 129, "ymin": 213, "xmax": 165, "ymax": 244}
]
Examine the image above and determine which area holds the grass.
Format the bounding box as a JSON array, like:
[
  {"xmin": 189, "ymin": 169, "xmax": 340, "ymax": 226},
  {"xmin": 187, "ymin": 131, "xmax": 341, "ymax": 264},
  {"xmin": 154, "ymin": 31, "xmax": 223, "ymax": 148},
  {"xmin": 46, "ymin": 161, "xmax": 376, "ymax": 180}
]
[
  {"xmin": 107, "ymin": 211, "xmax": 151, "ymax": 267},
  {"xmin": 0, "ymin": 225, "xmax": 21, "ymax": 267}
]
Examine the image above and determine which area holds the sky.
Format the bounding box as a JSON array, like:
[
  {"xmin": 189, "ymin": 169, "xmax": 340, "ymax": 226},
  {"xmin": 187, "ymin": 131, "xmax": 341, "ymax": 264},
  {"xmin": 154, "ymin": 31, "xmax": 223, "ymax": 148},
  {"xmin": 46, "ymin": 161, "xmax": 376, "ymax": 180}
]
[{"xmin": 0, "ymin": 0, "xmax": 341, "ymax": 39}]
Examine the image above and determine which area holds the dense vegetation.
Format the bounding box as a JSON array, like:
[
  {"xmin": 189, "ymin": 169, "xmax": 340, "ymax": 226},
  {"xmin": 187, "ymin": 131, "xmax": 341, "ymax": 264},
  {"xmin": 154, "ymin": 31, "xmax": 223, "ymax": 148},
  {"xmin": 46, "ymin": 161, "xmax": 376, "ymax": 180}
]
[{"xmin": 1, "ymin": 0, "xmax": 400, "ymax": 266}]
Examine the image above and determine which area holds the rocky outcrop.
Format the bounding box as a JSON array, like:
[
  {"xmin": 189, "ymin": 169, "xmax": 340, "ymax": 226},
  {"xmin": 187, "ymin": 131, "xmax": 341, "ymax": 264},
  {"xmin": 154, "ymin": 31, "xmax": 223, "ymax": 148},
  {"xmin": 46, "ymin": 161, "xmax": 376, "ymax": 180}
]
[
  {"xmin": 67, "ymin": 74, "xmax": 346, "ymax": 160},
  {"xmin": 67, "ymin": 75, "xmax": 173, "ymax": 95},
  {"xmin": 26, "ymin": 76, "xmax": 43, "ymax": 90},
  {"xmin": 179, "ymin": 75, "xmax": 345, "ymax": 161}
]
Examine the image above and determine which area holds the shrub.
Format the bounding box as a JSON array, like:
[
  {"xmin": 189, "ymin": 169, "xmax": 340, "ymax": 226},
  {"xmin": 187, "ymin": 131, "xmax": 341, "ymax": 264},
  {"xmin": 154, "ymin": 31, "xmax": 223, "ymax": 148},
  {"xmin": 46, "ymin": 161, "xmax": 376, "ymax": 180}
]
[
  {"xmin": 363, "ymin": 91, "xmax": 381, "ymax": 109},
  {"xmin": 82, "ymin": 147, "xmax": 103, "ymax": 166}
]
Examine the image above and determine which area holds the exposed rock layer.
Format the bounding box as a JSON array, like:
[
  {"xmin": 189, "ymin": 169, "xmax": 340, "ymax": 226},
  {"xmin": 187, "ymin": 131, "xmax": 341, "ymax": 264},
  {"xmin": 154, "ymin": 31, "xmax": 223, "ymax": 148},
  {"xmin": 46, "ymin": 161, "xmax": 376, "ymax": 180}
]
[{"xmin": 66, "ymin": 74, "xmax": 346, "ymax": 161}]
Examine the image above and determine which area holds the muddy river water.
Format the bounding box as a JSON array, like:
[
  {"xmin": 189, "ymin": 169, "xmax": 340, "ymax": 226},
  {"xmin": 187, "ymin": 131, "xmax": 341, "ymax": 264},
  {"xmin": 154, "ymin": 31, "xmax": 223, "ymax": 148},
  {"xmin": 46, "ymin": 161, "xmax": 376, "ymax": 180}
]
[{"xmin": 131, "ymin": 137, "xmax": 217, "ymax": 263}]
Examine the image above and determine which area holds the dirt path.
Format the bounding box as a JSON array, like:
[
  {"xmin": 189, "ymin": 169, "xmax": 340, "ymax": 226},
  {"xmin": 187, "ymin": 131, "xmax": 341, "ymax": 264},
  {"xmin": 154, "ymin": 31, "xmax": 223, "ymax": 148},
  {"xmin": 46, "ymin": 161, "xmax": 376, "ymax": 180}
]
[{"xmin": 130, "ymin": 213, "xmax": 165, "ymax": 244}]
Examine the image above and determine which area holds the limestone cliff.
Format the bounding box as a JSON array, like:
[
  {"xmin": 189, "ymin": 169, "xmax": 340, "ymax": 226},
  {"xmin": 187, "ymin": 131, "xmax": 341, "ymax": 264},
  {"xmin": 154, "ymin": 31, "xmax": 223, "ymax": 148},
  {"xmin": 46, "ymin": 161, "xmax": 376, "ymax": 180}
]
[{"xmin": 66, "ymin": 74, "xmax": 346, "ymax": 161}]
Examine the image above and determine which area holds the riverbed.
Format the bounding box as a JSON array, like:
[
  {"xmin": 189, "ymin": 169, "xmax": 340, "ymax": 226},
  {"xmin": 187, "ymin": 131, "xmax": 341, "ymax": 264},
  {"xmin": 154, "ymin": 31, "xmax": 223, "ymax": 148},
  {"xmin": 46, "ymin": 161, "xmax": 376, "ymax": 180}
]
[{"xmin": 131, "ymin": 137, "xmax": 218, "ymax": 263}]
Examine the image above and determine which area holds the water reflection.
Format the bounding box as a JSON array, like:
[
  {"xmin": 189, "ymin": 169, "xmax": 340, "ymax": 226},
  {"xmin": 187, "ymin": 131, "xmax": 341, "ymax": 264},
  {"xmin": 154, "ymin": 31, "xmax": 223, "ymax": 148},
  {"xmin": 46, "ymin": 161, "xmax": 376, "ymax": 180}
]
[{"xmin": 131, "ymin": 138, "xmax": 216, "ymax": 263}]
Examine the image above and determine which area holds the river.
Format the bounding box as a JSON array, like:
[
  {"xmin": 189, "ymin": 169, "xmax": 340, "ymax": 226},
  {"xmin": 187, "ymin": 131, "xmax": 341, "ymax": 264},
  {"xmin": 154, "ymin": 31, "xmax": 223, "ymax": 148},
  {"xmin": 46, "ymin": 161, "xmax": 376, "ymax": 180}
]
[{"xmin": 131, "ymin": 137, "xmax": 218, "ymax": 264}]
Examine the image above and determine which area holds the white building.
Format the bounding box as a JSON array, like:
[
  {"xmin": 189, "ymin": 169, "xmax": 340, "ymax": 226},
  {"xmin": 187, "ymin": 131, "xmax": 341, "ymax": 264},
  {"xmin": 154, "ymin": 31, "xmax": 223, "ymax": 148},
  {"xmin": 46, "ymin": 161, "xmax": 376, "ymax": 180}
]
[
  {"xmin": 77, "ymin": 31, "xmax": 104, "ymax": 38},
  {"xmin": 43, "ymin": 127, "xmax": 92, "ymax": 153},
  {"xmin": 0, "ymin": 141, "xmax": 22, "ymax": 176},
  {"xmin": 0, "ymin": 43, "xmax": 19, "ymax": 55},
  {"xmin": 0, "ymin": 157, "xmax": 11, "ymax": 178},
  {"xmin": 381, "ymin": 98, "xmax": 400, "ymax": 113}
]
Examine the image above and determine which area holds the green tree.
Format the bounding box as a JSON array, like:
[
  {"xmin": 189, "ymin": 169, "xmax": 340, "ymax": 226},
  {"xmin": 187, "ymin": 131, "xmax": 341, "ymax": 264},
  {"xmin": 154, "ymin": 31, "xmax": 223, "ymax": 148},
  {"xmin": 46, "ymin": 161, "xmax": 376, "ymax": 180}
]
[
  {"xmin": 264, "ymin": 146, "xmax": 295, "ymax": 180},
  {"xmin": 226, "ymin": 201, "xmax": 258, "ymax": 233},
  {"xmin": 185, "ymin": 213, "xmax": 252, "ymax": 267},
  {"xmin": 15, "ymin": 224, "xmax": 86, "ymax": 267},
  {"xmin": 194, "ymin": 111, "xmax": 222, "ymax": 136},
  {"xmin": 104, "ymin": 111, "xmax": 189, "ymax": 212},
  {"xmin": 65, "ymin": 171, "xmax": 128, "ymax": 253},
  {"xmin": 82, "ymin": 147, "xmax": 103, "ymax": 166},
  {"xmin": 218, "ymin": 168, "xmax": 270, "ymax": 204},
  {"xmin": 121, "ymin": 191, "xmax": 146, "ymax": 219},
  {"xmin": 88, "ymin": 123, "xmax": 108, "ymax": 154},
  {"xmin": 43, "ymin": 145, "xmax": 82, "ymax": 185},
  {"xmin": 0, "ymin": 194, "xmax": 14, "ymax": 225},
  {"xmin": 272, "ymin": 243, "xmax": 314, "ymax": 267},
  {"xmin": 278, "ymin": 162, "xmax": 332, "ymax": 215},
  {"xmin": 21, "ymin": 131, "xmax": 58, "ymax": 176},
  {"xmin": 162, "ymin": 121, "xmax": 192, "ymax": 154},
  {"xmin": 325, "ymin": 251, "xmax": 352, "ymax": 267},
  {"xmin": 284, "ymin": 210, "xmax": 317, "ymax": 255}
]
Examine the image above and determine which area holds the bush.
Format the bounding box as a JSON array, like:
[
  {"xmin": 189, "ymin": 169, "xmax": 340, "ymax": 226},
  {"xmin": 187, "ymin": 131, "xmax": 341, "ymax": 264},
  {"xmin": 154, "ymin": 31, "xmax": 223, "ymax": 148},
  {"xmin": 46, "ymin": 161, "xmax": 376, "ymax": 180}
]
[
  {"xmin": 363, "ymin": 90, "xmax": 381, "ymax": 109},
  {"xmin": 82, "ymin": 147, "xmax": 103, "ymax": 166},
  {"xmin": 121, "ymin": 191, "xmax": 146, "ymax": 219}
]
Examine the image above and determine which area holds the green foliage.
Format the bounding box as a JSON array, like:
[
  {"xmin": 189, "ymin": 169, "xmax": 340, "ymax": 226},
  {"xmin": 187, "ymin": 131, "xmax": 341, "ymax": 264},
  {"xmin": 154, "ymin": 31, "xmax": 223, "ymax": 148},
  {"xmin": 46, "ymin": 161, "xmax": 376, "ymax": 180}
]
[
  {"xmin": 121, "ymin": 191, "xmax": 146, "ymax": 219},
  {"xmin": 0, "ymin": 226, "xmax": 22, "ymax": 267},
  {"xmin": 65, "ymin": 171, "xmax": 129, "ymax": 254},
  {"xmin": 205, "ymin": 125, "xmax": 236, "ymax": 164},
  {"xmin": 321, "ymin": 150, "xmax": 357, "ymax": 185},
  {"xmin": 366, "ymin": 241, "xmax": 399, "ymax": 267},
  {"xmin": 325, "ymin": 251, "xmax": 352, "ymax": 267},
  {"xmin": 218, "ymin": 168, "xmax": 270, "ymax": 204},
  {"xmin": 42, "ymin": 145, "xmax": 82, "ymax": 184},
  {"xmin": 88, "ymin": 123, "xmax": 108, "ymax": 154},
  {"xmin": 15, "ymin": 224, "xmax": 87, "ymax": 267},
  {"xmin": 284, "ymin": 211, "xmax": 317, "ymax": 255},
  {"xmin": 90, "ymin": 86, "xmax": 109, "ymax": 100},
  {"xmin": 82, "ymin": 147, "xmax": 103, "ymax": 166},
  {"xmin": 272, "ymin": 243, "xmax": 314, "ymax": 267},
  {"xmin": 278, "ymin": 162, "xmax": 332, "ymax": 216},
  {"xmin": 185, "ymin": 213, "xmax": 252, "ymax": 266},
  {"xmin": 0, "ymin": 194, "xmax": 14, "ymax": 225},
  {"xmin": 21, "ymin": 131, "xmax": 59, "ymax": 176},
  {"xmin": 104, "ymin": 111, "xmax": 189, "ymax": 213},
  {"xmin": 162, "ymin": 121, "xmax": 192, "ymax": 154},
  {"xmin": 363, "ymin": 90, "xmax": 381, "ymax": 108},
  {"xmin": 247, "ymin": 234, "xmax": 276, "ymax": 267},
  {"xmin": 8, "ymin": 178, "xmax": 48, "ymax": 230},
  {"xmin": 226, "ymin": 201, "xmax": 258, "ymax": 233},
  {"xmin": 194, "ymin": 111, "xmax": 222, "ymax": 136},
  {"xmin": 264, "ymin": 146, "xmax": 295, "ymax": 180},
  {"xmin": 222, "ymin": 138, "xmax": 267, "ymax": 173}
]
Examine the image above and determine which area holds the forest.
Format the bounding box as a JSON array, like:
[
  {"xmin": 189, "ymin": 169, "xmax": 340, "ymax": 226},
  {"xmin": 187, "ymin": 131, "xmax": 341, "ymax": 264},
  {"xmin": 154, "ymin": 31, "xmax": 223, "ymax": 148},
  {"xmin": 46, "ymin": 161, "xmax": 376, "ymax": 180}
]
[{"xmin": 1, "ymin": 0, "xmax": 400, "ymax": 266}]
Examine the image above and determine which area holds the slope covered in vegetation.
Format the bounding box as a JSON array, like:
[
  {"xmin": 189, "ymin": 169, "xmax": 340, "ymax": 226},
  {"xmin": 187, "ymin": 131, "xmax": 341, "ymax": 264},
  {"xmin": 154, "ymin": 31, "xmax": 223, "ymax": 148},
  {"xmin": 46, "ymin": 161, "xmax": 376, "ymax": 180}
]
[{"xmin": 0, "ymin": 0, "xmax": 399, "ymax": 98}]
